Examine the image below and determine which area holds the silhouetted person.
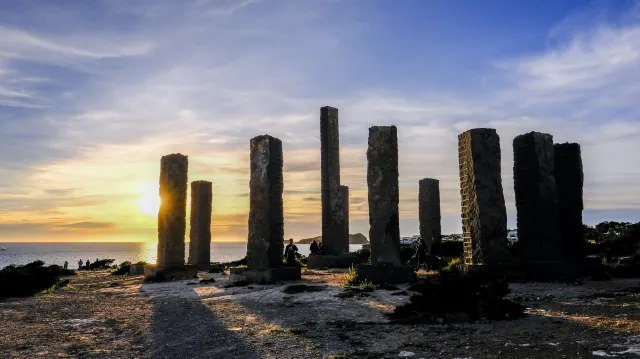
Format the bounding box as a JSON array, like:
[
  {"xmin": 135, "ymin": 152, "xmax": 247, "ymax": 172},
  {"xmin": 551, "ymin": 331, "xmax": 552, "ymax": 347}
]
[
  {"xmin": 85, "ymin": 259, "xmax": 90, "ymax": 270},
  {"xmin": 78, "ymin": 259, "xmax": 83, "ymax": 270},
  {"xmin": 63, "ymin": 261, "xmax": 68, "ymax": 270},
  {"xmin": 309, "ymin": 239, "xmax": 319, "ymax": 254},
  {"xmin": 414, "ymin": 239, "xmax": 429, "ymax": 272},
  {"xmin": 284, "ymin": 238, "xmax": 299, "ymax": 266}
]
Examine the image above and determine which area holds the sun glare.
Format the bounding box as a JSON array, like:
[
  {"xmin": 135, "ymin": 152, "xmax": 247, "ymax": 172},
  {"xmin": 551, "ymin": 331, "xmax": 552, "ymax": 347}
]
[{"xmin": 137, "ymin": 182, "xmax": 160, "ymax": 216}]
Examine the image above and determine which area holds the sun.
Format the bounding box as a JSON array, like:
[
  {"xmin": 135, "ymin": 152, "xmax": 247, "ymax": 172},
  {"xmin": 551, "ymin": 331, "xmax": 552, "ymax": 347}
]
[{"xmin": 137, "ymin": 182, "xmax": 160, "ymax": 216}]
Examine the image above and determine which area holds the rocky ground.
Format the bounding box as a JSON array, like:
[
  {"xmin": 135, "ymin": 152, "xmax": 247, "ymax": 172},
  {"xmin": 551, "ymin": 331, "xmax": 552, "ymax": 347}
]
[{"xmin": 0, "ymin": 269, "xmax": 639, "ymax": 358}]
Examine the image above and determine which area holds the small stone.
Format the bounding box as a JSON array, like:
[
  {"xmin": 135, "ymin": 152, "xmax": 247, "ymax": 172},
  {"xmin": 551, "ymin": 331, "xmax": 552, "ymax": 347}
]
[{"xmin": 436, "ymin": 317, "xmax": 444, "ymax": 324}]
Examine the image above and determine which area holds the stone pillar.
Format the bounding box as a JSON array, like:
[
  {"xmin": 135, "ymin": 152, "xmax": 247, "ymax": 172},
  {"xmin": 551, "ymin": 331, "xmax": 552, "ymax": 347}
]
[
  {"xmin": 157, "ymin": 153, "xmax": 188, "ymax": 269},
  {"xmin": 340, "ymin": 185, "xmax": 349, "ymax": 251},
  {"xmin": 320, "ymin": 106, "xmax": 345, "ymax": 255},
  {"xmin": 513, "ymin": 132, "xmax": 561, "ymax": 263},
  {"xmin": 458, "ymin": 129, "xmax": 509, "ymax": 266},
  {"xmin": 554, "ymin": 143, "xmax": 585, "ymax": 262},
  {"xmin": 188, "ymin": 181, "xmax": 212, "ymax": 268},
  {"xmin": 367, "ymin": 126, "xmax": 401, "ymax": 265},
  {"xmin": 419, "ymin": 178, "xmax": 441, "ymax": 255},
  {"xmin": 246, "ymin": 135, "xmax": 284, "ymax": 269}
]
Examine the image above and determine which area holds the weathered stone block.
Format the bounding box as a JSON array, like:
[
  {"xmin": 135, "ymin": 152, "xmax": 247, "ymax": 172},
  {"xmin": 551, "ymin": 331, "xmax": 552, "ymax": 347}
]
[
  {"xmin": 188, "ymin": 180, "xmax": 212, "ymax": 268},
  {"xmin": 356, "ymin": 264, "xmax": 416, "ymax": 284},
  {"xmin": 419, "ymin": 178, "xmax": 441, "ymax": 255},
  {"xmin": 145, "ymin": 264, "xmax": 198, "ymax": 281},
  {"xmin": 458, "ymin": 129, "xmax": 509, "ymax": 266},
  {"xmin": 320, "ymin": 106, "xmax": 346, "ymax": 255},
  {"xmin": 554, "ymin": 142, "xmax": 585, "ymax": 262},
  {"xmin": 246, "ymin": 135, "xmax": 284, "ymax": 269},
  {"xmin": 367, "ymin": 126, "xmax": 401, "ymax": 266},
  {"xmin": 340, "ymin": 185, "xmax": 350, "ymax": 251},
  {"xmin": 229, "ymin": 267, "xmax": 301, "ymax": 284},
  {"xmin": 129, "ymin": 264, "xmax": 145, "ymax": 276},
  {"xmin": 306, "ymin": 254, "xmax": 360, "ymax": 269},
  {"xmin": 157, "ymin": 153, "xmax": 188, "ymax": 269},
  {"xmin": 513, "ymin": 132, "xmax": 561, "ymax": 263}
]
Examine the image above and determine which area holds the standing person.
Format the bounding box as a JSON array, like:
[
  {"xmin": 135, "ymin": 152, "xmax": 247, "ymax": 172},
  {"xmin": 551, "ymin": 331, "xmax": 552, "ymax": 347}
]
[
  {"xmin": 414, "ymin": 238, "xmax": 429, "ymax": 272},
  {"xmin": 63, "ymin": 261, "xmax": 68, "ymax": 270},
  {"xmin": 78, "ymin": 259, "xmax": 83, "ymax": 270},
  {"xmin": 85, "ymin": 259, "xmax": 90, "ymax": 270},
  {"xmin": 284, "ymin": 238, "xmax": 299, "ymax": 266},
  {"xmin": 309, "ymin": 239, "xmax": 319, "ymax": 254},
  {"xmin": 318, "ymin": 242, "xmax": 325, "ymax": 255}
]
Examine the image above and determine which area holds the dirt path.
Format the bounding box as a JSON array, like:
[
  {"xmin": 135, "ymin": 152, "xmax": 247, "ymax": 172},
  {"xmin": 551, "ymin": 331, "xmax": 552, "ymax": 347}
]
[{"xmin": 1, "ymin": 271, "xmax": 639, "ymax": 358}]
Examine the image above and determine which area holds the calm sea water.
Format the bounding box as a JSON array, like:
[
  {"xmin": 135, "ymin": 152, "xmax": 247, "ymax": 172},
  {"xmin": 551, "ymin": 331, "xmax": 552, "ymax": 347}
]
[{"xmin": 0, "ymin": 242, "xmax": 364, "ymax": 269}]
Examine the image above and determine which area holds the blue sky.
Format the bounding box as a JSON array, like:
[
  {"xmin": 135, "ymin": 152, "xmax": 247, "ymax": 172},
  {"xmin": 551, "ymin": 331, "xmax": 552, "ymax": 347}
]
[{"xmin": 1, "ymin": 0, "xmax": 639, "ymax": 242}]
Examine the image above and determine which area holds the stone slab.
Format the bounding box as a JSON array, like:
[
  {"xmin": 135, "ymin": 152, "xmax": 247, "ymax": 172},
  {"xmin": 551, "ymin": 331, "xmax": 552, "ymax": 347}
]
[
  {"xmin": 144, "ymin": 264, "xmax": 198, "ymax": 281},
  {"xmin": 229, "ymin": 267, "xmax": 301, "ymax": 284},
  {"xmin": 356, "ymin": 264, "xmax": 416, "ymax": 284},
  {"xmin": 306, "ymin": 254, "xmax": 361, "ymax": 269},
  {"xmin": 129, "ymin": 264, "xmax": 145, "ymax": 276}
]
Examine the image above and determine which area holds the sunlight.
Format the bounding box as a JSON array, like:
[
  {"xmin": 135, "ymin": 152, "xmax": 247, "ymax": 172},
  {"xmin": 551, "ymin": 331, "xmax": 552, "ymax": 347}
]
[{"xmin": 137, "ymin": 182, "xmax": 160, "ymax": 217}]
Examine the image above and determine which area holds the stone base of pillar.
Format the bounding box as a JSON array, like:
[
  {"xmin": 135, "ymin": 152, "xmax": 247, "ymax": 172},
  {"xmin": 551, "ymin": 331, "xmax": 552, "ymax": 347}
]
[
  {"xmin": 356, "ymin": 264, "xmax": 416, "ymax": 284},
  {"xmin": 229, "ymin": 267, "xmax": 301, "ymax": 284},
  {"xmin": 144, "ymin": 264, "xmax": 198, "ymax": 282},
  {"xmin": 307, "ymin": 254, "xmax": 361, "ymax": 269},
  {"xmin": 129, "ymin": 264, "xmax": 145, "ymax": 276},
  {"xmin": 464, "ymin": 262, "xmax": 527, "ymax": 282},
  {"xmin": 522, "ymin": 261, "xmax": 585, "ymax": 282}
]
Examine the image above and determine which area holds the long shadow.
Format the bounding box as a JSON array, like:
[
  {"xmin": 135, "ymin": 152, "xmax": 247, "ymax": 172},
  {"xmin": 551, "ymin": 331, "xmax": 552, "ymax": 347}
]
[{"xmin": 144, "ymin": 283, "xmax": 266, "ymax": 359}]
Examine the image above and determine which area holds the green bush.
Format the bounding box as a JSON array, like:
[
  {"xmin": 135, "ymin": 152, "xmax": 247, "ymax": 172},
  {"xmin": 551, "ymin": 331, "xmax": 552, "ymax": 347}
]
[
  {"xmin": 359, "ymin": 280, "xmax": 374, "ymax": 292},
  {"xmin": 1, "ymin": 261, "xmax": 74, "ymax": 298},
  {"xmin": 341, "ymin": 266, "xmax": 358, "ymax": 287},
  {"xmin": 112, "ymin": 261, "xmax": 131, "ymax": 276},
  {"xmin": 442, "ymin": 257, "xmax": 463, "ymax": 273}
]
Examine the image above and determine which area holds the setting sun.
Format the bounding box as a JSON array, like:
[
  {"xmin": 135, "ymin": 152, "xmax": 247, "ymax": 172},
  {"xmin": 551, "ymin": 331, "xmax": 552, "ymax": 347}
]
[{"xmin": 137, "ymin": 182, "xmax": 160, "ymax": 216}]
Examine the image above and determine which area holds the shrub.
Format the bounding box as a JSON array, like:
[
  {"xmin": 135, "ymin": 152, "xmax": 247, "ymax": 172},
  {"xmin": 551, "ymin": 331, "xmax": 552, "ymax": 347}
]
[
  {"xmin": 442, "ymin": 257, "xmax": 463, "ymax": 273},
  {"xmin": 112, "ymin": 261, "xmax": 131, "ymax": 276},
  {"xmin": 359, "ymin": 280, "xmax": 374, "ymax": 292},
  {"xmin": 341, "ymin": 266, "xmax": 358, "ymax": 287},
  {"xmin": 349, "ymin": 248, "xmax": 371, "ymax": 263},
  {"xmin": 0, "ymin": 261, "xmax": 72, "ymax": 298}
]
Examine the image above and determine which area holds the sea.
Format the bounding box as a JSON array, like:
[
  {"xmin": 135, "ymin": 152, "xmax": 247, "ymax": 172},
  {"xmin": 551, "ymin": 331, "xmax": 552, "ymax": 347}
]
[{"xmin": 0, "ymin": 242, "xmax": 364, "ymax": 269}]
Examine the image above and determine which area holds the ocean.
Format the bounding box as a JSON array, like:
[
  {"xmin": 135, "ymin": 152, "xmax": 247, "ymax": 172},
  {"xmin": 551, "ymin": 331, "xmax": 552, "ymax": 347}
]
[{"xmin": 0, "ymin": 242, "xmax": 364, "ymax": 269}]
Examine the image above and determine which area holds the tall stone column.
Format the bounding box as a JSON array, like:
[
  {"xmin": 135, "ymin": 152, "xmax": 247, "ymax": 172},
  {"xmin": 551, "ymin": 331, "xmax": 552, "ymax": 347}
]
[
  {"xmin": 157, "ymin": 153, "xmax": 188, "ymax": 269},
  {"xmin": 246, "ymin": 135, "xmax": 284, "ymax": 269},
  {"xmin": 320, "ymin": 106, "xmax": 345, "ymax": 254},
  {"xmin": 513, "ymin": 132, "xmax": 561, "ymax": 263},
  {"xmin": 419, "ymin": 178, "xmax": 441, "ymax": 255},
  {"xmin": 367, "ymin": 126, "xmax": 401, "ymax": 265},
  {"xmin": 340, "ymin": 185, "xmax": 350, "ymax": 251},
  {"xmin": 554, "ymin": 143, "xmax": 585, "ymax": 262},
  {"xmin": 458, "ymin": 129, "xmax": 509, "ymax": 266},
  {"xmin": 188, "ymin": 181, "xmax": 212, "ymax": 268}
]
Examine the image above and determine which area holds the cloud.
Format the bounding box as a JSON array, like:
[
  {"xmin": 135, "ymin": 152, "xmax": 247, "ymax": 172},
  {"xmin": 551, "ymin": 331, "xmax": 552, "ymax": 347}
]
[
  {"xmin": 1, "ymin": 1, "xmax": 640, "ymax": 241},
  {"xmin": 55, "ymin": 221, "xmax": 115, "ymax": 229}
]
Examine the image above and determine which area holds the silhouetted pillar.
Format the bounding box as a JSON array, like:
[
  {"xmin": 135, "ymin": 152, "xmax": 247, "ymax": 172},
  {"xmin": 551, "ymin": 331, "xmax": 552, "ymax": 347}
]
[
  {"xmin": 419, "ymin": 178, "xmax": 441, "ymax": 255},
  {"xmin": 458, "ymin": 129, "xmax": 509, "ymax": 266},
  {"xmin": 246, "ymin": 135, "xmax": 284, "ymax": 268},
  {"xmin": 188, "ymin": 181, "xmax": 212, "ymax": 268},
  {"xmin": 554, "ymin": 142, "xmax": 585, "ymax": 262},
  {"xmin": 340, "ymin": 185, "xmax": 349, "ymax": 251},
  {"xmin": 513, "ymin": 132, "xmax": 561, "ymax": 263},
  {"xmin": 320, "ymin": 106, "xmax": 346, "ymax": 254},
  {"xmin": 157, "ymin": 153, "xmax": 188, "ymax": 269},
  {"xmin": 367, "ymin": 126, "xmax": 401, "ymax": 265}
]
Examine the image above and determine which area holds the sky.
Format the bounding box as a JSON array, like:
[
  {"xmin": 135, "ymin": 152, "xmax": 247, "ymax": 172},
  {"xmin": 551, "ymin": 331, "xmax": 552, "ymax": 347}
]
[{"xmin": 1, "ymin": 0, "xmax": 640, "ymax": 243}]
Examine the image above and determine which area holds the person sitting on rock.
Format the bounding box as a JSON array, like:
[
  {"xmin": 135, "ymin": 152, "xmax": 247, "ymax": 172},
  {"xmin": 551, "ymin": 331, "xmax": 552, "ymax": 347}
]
[
  {"xmin": 284, "ymin": 238, "xmax": 299, "ymax": 266},
  {"xmin": 309, "ymin": 239, "xmax": 319, "ymax": 255},
  {"xmin": 414, "ymin": 238, "xmax": 429, "ymax": 272}
]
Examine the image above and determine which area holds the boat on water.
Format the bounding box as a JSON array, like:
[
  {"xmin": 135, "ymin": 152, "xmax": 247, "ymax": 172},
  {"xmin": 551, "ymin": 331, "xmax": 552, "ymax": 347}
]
[{"xmin": 1, "ymin": 244, "xmax": 6, "ymax": 251}]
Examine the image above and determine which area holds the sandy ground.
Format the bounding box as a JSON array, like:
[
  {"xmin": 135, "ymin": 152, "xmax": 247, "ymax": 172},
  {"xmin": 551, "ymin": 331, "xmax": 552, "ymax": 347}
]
[{"xmin": 0, "ymin": 269, "xmax": 639, "ymax": 358}]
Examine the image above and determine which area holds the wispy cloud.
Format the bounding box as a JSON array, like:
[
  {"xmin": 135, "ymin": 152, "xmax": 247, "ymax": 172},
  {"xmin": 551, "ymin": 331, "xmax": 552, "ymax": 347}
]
[{"xmin": 1, "ymin": 1, "xmax": 639, "ymax": 241}]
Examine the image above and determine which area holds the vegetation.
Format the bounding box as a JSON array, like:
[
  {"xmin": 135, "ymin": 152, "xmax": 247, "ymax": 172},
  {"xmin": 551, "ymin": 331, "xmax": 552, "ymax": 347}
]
[
  {"xmin": 341, "ymin": 266, "xmax": 359, "ymax": 287},
  {"xmin": 442, "ymin": 257, "xmax": 463, "ymax": 273},
  {"xmin": 389, "ymin": 268, "xmax": 525, "ymax": 323},
  {"xmin": 0, "ymin": 261, "xmax": 75, "ymax": 299},
  {"xmin": 359, "ymin": 280, "xmax": 374, "ymax": 292},
  {"xmin": 349, "ymin": 248, "xmax": 371, "ymax": 263},
  {"xmin": 111, "ymin": 261, "xmax": 146, "ymax": 276}
]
